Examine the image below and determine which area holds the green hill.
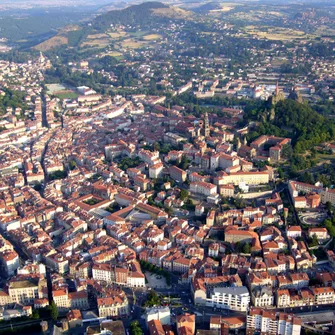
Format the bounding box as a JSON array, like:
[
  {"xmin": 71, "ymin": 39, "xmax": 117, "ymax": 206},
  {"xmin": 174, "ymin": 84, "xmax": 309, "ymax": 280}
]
[
  {"xmin": 91, "ymin": 2, "xmax": 169, "ymax": 31},
  {"xmin": 248, "ymin": 99, "xmax": 335, "ymax": 153},
  {"xmin": 192, "ymin": 2, "xmax": 222, "ymax": 14},
  {"xmin": 273, "ymin": 99, "xmax": 335, "ymax": 152}
]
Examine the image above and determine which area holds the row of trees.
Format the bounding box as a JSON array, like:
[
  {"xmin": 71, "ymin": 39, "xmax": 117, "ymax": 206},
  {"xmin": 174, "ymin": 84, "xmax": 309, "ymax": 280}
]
[{"xmin": 324, "ymin": 218, "xmax": 335, "ymax": 237}]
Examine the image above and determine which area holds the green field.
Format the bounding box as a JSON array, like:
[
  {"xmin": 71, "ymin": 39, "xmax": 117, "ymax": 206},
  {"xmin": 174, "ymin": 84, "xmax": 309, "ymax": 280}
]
[
  {"xmin": 53, "ymin": 91, "xmax": 79, "ymax": 100},
  {"xmin": 241, "ymin": 26, "xmax": 310, "ymax": 41}
]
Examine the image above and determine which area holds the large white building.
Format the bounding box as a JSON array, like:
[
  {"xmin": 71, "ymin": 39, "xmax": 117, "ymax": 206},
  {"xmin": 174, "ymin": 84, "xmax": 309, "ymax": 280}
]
[
  {"xmin": 215, "ymin": 171, "xmax": 269, "ymax": 186},
  {"xmin": 45, "ymin": 254, "xmax": 69, "ymax": 274},
  {"xmin": 97, "ymin": 293, "xmax": 129, "ymax": 318},
  {"xmin": 190, "ymin": 181, "xmax": 217, "ymax": 196},
  {"xmin": 207, "ymin": 286, "xmax": 250, "ymax": 312},
  {"xmin": 8, "ymin": 277, "xmax": 46, "ymax": 305},
  {"xmin": 0, "ymin": 251, "xmax": 19, "ymax": 277},
  {"xmin": 251, "ymin": 286, "xmax": 274, "ymax": 308},
  {"xmin": 288, "ymin": 180, "xmax": 335, "ymax": 206},
  {"xmin": 138, "ymin": 149, "xmax": 159, "ymax": 165},
  {"xmin": 246, "ymin": 308, "xmax": 301, "ymax": 335},
  {"xmin": 149, "ymin": 162, "xmax": 164, "ymax": 179},
  {"xmin": 146, "ymin": 306, "xmax": 171, "ymax": 325}
]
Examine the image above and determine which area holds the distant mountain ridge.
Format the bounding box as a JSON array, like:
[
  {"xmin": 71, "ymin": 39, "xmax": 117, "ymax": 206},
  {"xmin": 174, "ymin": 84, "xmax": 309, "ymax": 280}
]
[
  {"xmin": 91, "ymin": 2, "xmax": 169, "ymax": 30},
  {"xmin": 191, "ymin": 2, "xmax": 222, "ymax": 13}
]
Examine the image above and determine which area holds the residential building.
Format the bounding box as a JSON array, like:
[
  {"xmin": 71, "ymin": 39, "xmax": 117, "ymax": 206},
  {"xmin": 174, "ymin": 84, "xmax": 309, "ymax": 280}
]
[
  {"xmin": 169, "ymin": 165, "xmax": 187, "ymax": 182},
  {"xmin": 148, "ymin": 319, "xmax": 165, "ymax": 335},
  {"xmin": 207, "ymin": 287, "xmax": 250, "ymax": 312},
  {"xmin": 97, "ymin": 291, "xmax": 129, "ymax": 318},
  {"xmin": 8, "ymin": 277, "xmax": 46, "ymax": 305},
  {"xmin": 177, "ymin": 313, "xmax": 195, "ymax": 335},
  {"xmin": 246, "ymin": 308, "xmax": 301, "ymax": 335},
  {"xmin": 190, "ymin": 181, "xmax": 217, "ymax": 196},
  {"xmin": 146, "ymin": 306, "xmax": 171, "ymax": 325},
  {"xmin": 308, "ymin": 228, "xmax": 329, "ymax": 241}
]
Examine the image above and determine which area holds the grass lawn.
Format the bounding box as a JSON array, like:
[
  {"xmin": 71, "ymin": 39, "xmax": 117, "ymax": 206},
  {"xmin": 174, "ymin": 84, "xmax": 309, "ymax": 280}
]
[{"xmin": 53, "ymin": 91, "xmax": 79, "ymax": 100}]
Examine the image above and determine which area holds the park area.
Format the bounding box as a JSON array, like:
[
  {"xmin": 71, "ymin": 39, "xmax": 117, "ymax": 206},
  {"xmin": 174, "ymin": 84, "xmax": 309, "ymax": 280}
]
[
  {"xmin": 145, "ymin": 272, "xmax": 169, "ymax": 289},
  {"xmin": 140, "ymin": 260, "xmax": 171, "ymax": 287}
]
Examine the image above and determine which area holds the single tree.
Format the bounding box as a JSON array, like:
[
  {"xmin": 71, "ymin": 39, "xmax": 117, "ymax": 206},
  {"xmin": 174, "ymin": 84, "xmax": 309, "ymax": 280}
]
[{"xmin": 180, "ymin": 189, "xmax": 189, "ymax": 201}]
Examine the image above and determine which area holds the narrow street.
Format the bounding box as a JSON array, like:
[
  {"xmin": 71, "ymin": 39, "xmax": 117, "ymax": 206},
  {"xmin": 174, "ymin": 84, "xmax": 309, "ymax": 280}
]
[{"xmin": 41, "ymin": 93, "xmax": 48, "ymax": 128}]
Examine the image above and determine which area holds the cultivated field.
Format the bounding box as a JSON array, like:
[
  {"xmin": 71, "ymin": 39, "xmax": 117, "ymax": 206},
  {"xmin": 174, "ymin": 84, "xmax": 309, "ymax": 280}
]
[
  {"xmin": 242, "ymin": 26, "xmax": 310, "ymax": 41},
  {"xmin": 209, "ymin": 2, "xmax": 242, "ymax": 13},
  {"xmin": 104, "ymin": 51, "xmax": 123, "ymax": 57},
  {"xmin": 87, "ymin": 33, "xmax": 109, "ymax": 39},
  {"xmin": 143, "ymin": 34, "xmax": 163, "ymax": 41},
  {"xmin": 229, "ymin": 10, "xmax": 287, "ymax": 22},
  {"xmin": 108, "ymin": 31, "xmax": 127, "ymax": 38},
  {"xmin": 119, "ymin": 39, "xmax": 146, "ymax": 49},
  {"xmin": 34, "ymin": 35, "xmax": 68, "ymax": 51},
  {"xmin": 81, "ymin": 39, "xmax": 111, "ymax": 48}
]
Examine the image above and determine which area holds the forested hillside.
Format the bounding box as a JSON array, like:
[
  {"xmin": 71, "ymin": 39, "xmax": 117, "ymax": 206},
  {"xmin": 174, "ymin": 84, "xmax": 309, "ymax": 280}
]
[
  {"xmin": 246, "ymin": 99, "xmax": 335, "ymax": 153},
  {"xmin": 91, "ymin": 2, "xmax": 168, "ymax": 31}
]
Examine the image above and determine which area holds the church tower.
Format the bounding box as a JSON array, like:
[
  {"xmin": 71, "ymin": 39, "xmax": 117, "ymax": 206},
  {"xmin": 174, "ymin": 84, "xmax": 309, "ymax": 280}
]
[
  {"xmin": 272, "ymin": 81, "xmax": 285, "ymax": 105},
  {"xmin": 275, "ymin": 81, "xmax": 280, "ymax": 96},
  {"xmin": 204, "ymin": 112, "xmax": 210, "ymax": 137},
  {"xmin": 39, "ymin": 51, "xmax": 45, "ymax": 64}
]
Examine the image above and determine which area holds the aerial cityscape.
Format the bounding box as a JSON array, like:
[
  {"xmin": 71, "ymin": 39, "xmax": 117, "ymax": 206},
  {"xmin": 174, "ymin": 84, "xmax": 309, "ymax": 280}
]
[{"xmin": 0, "ymin": 0, "xmax": 334, "ymax": 334}]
